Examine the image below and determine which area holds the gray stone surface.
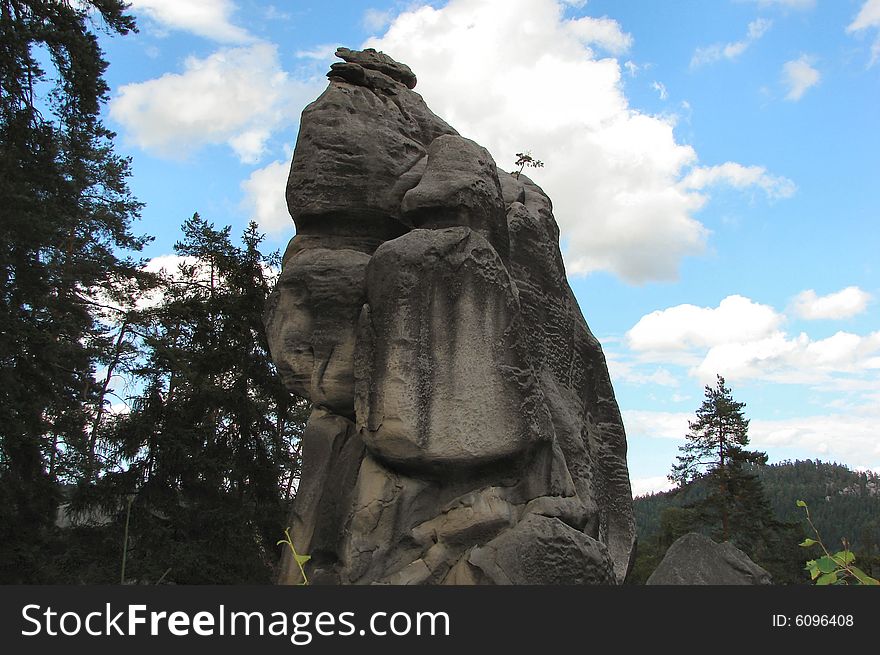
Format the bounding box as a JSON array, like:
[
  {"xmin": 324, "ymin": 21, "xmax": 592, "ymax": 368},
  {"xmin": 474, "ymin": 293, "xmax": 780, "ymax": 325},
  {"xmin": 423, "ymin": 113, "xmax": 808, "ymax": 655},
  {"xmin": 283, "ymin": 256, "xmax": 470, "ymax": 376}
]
[
  {"xmin": 467, "ymin": 514, "xmax": 616, "ymax": 585},
  {"xmin": 646, "ymin": 533, "xmax": 773, "ymax": 585},
  {"xmin": 267, "ymin": 47, "xmax": 635, "ymax": 585},
  {"xmin": 401, "ymin": 135, "xmax": 510, "ymax": 260},
  {"xmin": 287, "ymin": 48, "xmax": 455, "ymax": 249},
  {"xmin": 355, "ymin": 227, "xmax": 551, "ymax": 470},
  {"xmin": 264, "ymin": 246, "xmax": 369, "ymax": 417}
]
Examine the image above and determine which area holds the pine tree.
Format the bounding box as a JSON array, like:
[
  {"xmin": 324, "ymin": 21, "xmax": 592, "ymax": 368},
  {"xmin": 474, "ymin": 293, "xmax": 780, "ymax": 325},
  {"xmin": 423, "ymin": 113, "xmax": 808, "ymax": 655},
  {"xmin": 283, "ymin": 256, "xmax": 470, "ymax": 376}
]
[
  {"xmin": 669, "ymin": 375, "xmax": 769, "ymax": 543},
  {"xmin": 99, "ymin": 216, "xmax": 307, "ymax": 584},
  {"xmin": 0, "ymin": 0, "xmax": 148, "ymax": 582}
]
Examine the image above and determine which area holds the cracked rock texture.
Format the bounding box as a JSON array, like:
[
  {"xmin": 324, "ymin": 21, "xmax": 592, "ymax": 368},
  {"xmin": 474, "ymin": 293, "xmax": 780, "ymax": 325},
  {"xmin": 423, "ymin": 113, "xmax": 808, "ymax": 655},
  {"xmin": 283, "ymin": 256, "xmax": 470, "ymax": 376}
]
[{"xmin": 266, "ymin": 47, "xmax": 635, "ymax": 585}]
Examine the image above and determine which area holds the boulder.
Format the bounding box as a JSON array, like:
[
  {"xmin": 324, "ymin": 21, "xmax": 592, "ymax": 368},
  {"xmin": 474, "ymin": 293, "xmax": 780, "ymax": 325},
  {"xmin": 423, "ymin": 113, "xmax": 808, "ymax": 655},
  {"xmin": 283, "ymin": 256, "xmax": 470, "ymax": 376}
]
[{"xmin": 646, "ymin": 533, "xmax": 773, "ymax": 585}]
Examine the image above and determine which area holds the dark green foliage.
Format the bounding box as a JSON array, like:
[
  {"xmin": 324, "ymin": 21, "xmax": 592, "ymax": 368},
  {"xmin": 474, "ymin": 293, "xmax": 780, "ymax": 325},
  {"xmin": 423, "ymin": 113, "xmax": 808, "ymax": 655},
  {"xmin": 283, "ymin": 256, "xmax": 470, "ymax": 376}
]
[
  {"xmin": 631, "ymin": 460, "xmax": 880, "ymax": 584},
  {"xmin": 669, "ymin": 375, "xmax": 772, "ymax": 543},
  {"xmin": 1, "ymin": 2, "xmax": 306, "ymax": 584},
  {"xmin": 0, "ymin": 0, "xmax": 148, "ymax": 583},
  {"xmin": 628, "ymin": 376, "xmax": 805, "ymax": 584},
  {"xmin": 94, "ymin": 216, "xmax": 307, "ymax": 584}
]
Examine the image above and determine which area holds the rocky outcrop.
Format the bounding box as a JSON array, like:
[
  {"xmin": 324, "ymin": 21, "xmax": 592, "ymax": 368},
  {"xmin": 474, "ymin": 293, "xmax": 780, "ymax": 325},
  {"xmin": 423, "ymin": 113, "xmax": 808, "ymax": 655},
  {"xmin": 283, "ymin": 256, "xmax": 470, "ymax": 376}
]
[
  {"xmin": 646, "ymin": 533, "xmax": 773, "ymax": 585},
  {"xmin": 265, "ymin": 47, "xmax": 635, "ymax": 584}
]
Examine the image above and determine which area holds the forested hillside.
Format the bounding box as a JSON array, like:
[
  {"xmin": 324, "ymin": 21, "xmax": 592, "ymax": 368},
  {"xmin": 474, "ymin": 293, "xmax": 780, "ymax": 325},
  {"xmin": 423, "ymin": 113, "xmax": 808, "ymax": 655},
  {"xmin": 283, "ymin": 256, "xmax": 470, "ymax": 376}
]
[{"xmin": 631, "ymin": 460, "xmax": 880, "ymax": 584}]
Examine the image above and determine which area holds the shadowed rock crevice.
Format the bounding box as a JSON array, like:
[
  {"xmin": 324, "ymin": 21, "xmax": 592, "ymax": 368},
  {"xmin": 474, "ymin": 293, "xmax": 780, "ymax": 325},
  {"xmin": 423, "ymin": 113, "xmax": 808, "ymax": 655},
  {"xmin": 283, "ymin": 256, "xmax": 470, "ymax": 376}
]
[{"xmin": 265, "ymin": 47, "xmax": 635, "ymax": 584}]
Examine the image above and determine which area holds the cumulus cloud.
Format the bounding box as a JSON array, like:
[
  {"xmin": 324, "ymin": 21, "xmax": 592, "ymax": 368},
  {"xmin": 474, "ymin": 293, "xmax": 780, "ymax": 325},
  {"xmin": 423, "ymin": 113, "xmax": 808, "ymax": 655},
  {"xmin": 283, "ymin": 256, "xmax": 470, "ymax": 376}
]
[
  {"xmin": 695, "ymin": 330, "xmax": 880, "ymax": 383},
  {"xmin": 626, "ymin": 295, "xmax": 784, "ymax": 353},
  {"xmin": 623, "ymin": 410, "xmax": 691, "ymax": 441},
  {"xmin": 691, "ymin": 18, "xmax": 772, "ymax": 68},
  {"xmin": 630, "ymin": 476, "xmax": 676, "ymax": 497},
  {"xmin": 241, "ymin": 160, "xmax": 292, "ymax": 234},
  {"xmin": 364, "ymin": 0, "xmax": 791, "ymax": 283},
  {"xmin": 681, "ymin": 161, "xmax": 796, "ymax": 199},
  {"xmin": 751, "ymin": 414, "xmax": 880, "ymax": 467},
  {"xmin": 363, "ymin": 8, "xmax": 394, "ymax": 32},
  {"xmin": 624, "ymin": 292, "xmax": 880, "ymax": 386},
  {"xmin": 849, "ymin": 0, "xmax": 880, "ymax": 31},
  {"xmin": 792, "ymin": 287, "xmax": 872, "ymax": 320},
  {"xmin": 110, "ymin": 44, "xmax": 322, "ymax": 163},
  {"xmin": 624, "ymin": 408, "xmax": 880, "ymax": 472},
  {"xmin": 847, "ymin": 0, "xmax": 880, "ymax": 67},
  {"xmin": 567, "ymin": 16, "xmax": 633, "ymax": 54},
  {"xmin": 782, "ymin": 55, "xmax": 820, "ymax": 100},
  {"xmin": 129, "ymin": 0, "xmax": 253, "ymax": 43}
]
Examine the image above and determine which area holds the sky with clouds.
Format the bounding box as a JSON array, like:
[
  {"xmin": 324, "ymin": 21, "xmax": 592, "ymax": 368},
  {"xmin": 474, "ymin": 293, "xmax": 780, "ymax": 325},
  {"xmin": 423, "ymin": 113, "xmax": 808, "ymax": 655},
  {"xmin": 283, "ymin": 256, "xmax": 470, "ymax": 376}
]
[{"xmin": 96, "ymin": 0, "xmax": 880, "ymax": 496}]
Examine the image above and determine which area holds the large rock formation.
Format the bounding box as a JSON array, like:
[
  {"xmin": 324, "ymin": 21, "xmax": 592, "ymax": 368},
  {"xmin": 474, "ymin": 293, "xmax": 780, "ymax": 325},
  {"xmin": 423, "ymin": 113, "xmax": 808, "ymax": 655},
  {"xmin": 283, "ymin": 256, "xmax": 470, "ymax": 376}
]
[
  {"xmin": 266, "ymin": 47, "xmax": 635, "ymax": 585},
  {"xmin": 646, "ymin": 533, "xmax": 773, "ymax": 585}
]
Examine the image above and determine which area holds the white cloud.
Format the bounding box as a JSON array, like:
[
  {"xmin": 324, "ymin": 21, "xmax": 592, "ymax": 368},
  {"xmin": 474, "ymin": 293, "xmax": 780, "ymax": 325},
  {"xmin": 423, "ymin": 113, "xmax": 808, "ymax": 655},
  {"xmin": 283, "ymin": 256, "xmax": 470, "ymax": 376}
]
[
  {"xmin": 365, "ymin": 0, "xmax": 790, "ymax": 283},
  {"xmin": 606, "ymin": 353, "xmax": 679, "ymax": 387},
  {"xmin": 691, "ymin": 18, "xmax": 772, "ymax": 68},
  {"xmin": 848, "ymin": 0, "xmax": 880, "ymax": 28},
  {"xmin": 782, "ymin": 55, "xmax": 820, "ymax": 101},
  {"xmin": 624, "ymin": 408, "xmax": 880, "ymax": 472},
  {"xmin": 747, "ymin": 18, "xmax": 773, "ymax": 39},
  {"xmin": 125, "ymin": 254, "xmax": 201, "ymax": 309},
  {"xmin": 295, "ymin": 44, "xmax": 338, "ymax": 60},
  {"xmin": 241, "ymin": 160, "xmax": 292, "ymax": 234},
  {"xmin": 129, "ymin": 0, "xmax": 253, "ymax": 43},
  {"xmin": 751, "ymin": 414, "xmax": 880, "ymax": 468},
  {"xmin": 631, "ymin": 476, "xmax": 676, "ymax": 497},
  {"xmin": 567, "ymin": 16, "xmax": 633, "ymax": 55},
  {"xmin": 623, "ymin": 410, "xmax": 691, "ymax": 441},
  {"xmin": 625, "ymin": 294, "xmax": 878, "ymax": 390},
  {"xmin": 792, "ymin": 287, "xmax": 872, "ymax": 320},
  {"xmin": 681, "ymin": 161, "xmax": 796, "ymax": 199},
  {"xmin": 621, "ymin": 291, "xmax": 880, "ymax": 389},
  {"xmin": 364, "ymin": 8, "xmax": 394, "ymax": 32},
  {"xmin": 143, "ymin": 254, "xmax": 204, "ymax": 281},
  {"xmin": 110, "ymin": 44, "xmax": 322, "ymax": 163},
  {"xmin": 626, "ymin": 295, "xmax": 784, "ymax": 353},
  {"xmin": 847, "ymin": 0, "xmax": 880, "ymax": 67},
  {"xmin": 695, "ymin": 330, "xmax": 880, "ymax": 383},
  {"xmin": 651, "ymin": 81, "xmax": 668, "ymax": 100}
]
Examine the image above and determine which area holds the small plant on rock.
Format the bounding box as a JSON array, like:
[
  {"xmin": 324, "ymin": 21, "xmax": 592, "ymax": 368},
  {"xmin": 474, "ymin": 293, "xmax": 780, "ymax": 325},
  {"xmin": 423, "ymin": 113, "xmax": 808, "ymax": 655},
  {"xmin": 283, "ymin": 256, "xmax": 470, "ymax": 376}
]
[
  {"xmin": 514, "ymin": 151, "xmax": 544, "ymax": 179},
  {"xmin": 277, "ymin": 527, "xmax": 311, "ymax": 586}
]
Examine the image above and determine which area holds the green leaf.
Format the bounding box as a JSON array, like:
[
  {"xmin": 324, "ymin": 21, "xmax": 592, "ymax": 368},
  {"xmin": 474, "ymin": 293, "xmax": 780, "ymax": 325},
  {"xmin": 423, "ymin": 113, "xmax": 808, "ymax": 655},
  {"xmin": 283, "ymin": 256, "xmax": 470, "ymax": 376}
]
[
  {"xmin": 850, "ymin": 566, "xmax": 880, "ymax": 586},
  {"xmin": 816, "ymin": 572, "xmax": 838, "ymax": 586},
  {"xmin": 799, "ymin": 538, "xmax": 818, "ymax": 548},
  {"xmin": 832, "ymin": 550, "xmax": 856, "ymax": 565},
  {"xmin": 796, "ymin": 500, "xmax": 807, "ymax": 508},
  {"xmin": 815, "ymin": 556, "xmax": 839, "ymax": 574},
  {"xmin": 294, "ymin": 553, "xmax": 311, "ymax": 566}
]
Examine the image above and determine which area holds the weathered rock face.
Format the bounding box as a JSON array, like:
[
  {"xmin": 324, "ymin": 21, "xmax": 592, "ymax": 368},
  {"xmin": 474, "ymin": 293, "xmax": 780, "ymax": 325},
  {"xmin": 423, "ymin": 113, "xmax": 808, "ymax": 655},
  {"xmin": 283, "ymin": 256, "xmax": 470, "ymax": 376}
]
[
  {"xmin": 646, "ymin": 533, "xmax": 773, "ymax": 585},
  {"xmin": 265, "ymin": 47, "xmax": 635, "ymax": 585}
]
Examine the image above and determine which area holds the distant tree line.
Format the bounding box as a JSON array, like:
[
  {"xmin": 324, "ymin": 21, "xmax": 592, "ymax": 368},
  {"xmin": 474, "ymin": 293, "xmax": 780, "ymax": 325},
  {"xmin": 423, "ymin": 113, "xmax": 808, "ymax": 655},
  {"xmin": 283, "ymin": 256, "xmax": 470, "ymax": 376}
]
[
  {"xmin": 630, "ymin": 376, "xmax": 880, "ymax": 584},
  {"xmin": 0, "ymin": 1, "xmax": 306, "ymax": 584},
  {"xmin": 631, "ymin": 457, "xmax": 880, "ymax": 584}
]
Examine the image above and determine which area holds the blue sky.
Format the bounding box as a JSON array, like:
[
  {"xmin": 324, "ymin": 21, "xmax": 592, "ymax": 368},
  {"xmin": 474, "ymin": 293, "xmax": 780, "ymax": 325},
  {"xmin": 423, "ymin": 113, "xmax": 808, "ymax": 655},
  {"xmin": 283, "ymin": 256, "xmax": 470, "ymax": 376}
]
[{"xmin": 97, "ymin": 0, "xmax": 880, "ymax": 495}]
